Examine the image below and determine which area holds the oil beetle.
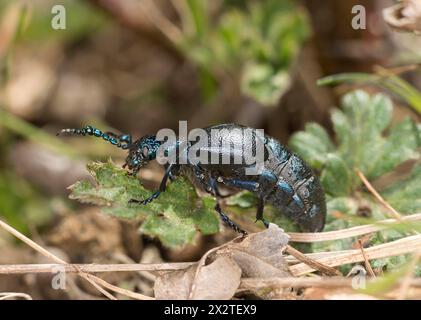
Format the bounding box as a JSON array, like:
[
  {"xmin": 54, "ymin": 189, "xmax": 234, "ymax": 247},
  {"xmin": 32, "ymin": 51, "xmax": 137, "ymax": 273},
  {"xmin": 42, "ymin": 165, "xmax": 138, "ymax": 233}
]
[{"xmin": 58, "ymin": 123, "xmax": 326, "ymax": 234}]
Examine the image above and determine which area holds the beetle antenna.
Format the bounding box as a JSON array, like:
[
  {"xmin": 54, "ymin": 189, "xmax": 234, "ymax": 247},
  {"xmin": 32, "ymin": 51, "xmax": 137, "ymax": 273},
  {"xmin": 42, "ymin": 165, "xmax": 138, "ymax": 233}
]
[{"xmin": 57, "ymin": 125, "xmax": 131, "ymax": 150}]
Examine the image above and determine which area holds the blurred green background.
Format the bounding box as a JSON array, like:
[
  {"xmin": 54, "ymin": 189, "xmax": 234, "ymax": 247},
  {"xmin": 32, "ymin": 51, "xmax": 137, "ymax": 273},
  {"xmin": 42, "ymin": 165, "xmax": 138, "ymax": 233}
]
[{"xmin": 0, "ymin": 0, "xmax": 420, "ymax": 299}]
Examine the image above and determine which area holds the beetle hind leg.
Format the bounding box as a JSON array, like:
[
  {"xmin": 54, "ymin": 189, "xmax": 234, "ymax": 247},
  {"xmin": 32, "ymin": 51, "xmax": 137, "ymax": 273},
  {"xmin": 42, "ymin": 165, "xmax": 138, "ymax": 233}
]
[
  {"xmin": 221, "ymin": 178, "xmax": 269, "ymax": 228},
  {"xmin": 255, "ymin": 195, "xmax": 269, "ymax": 228}
]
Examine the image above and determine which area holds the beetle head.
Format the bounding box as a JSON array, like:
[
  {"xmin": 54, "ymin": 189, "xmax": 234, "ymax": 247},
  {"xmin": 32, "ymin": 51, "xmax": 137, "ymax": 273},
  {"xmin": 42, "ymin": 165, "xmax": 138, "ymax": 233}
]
[{"xmin": 124, "ymin": 135, "xmax": 160, "ymax": 175}]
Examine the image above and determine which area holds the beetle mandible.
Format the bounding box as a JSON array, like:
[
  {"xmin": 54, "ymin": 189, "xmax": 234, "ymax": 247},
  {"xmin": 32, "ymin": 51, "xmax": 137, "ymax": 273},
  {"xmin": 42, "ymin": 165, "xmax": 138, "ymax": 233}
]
[{"xmin": 58, "ymin": 123, "xmax": 326, "ymax": 235}]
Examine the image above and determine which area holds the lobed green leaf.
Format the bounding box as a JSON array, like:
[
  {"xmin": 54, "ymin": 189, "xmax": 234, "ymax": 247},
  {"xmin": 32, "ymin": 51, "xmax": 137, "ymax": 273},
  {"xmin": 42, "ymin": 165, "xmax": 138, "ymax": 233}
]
[{"xmin": 69, "ymin": 160, "xmax": 219, "ymax": 247}]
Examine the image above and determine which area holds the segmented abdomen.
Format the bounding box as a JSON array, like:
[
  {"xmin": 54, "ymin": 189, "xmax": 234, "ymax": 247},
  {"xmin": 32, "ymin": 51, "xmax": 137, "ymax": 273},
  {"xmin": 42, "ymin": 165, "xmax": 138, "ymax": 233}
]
[{"xmin": 263, "ymin": 137, "xmax": 326, "ymax": 232}]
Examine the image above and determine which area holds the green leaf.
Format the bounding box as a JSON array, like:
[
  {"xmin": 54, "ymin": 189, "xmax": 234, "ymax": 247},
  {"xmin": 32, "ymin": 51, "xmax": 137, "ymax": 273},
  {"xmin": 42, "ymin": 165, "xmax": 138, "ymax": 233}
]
[
  {"xmin": 289, "ymin": 123, "xmax": 334, "ymax": 169},
  {"xmin": 291, "ymin": 90, "xmax": 420, "ymax": 195},
  {"xmin": 290, "ymin": 90, "xmax": 420, "ymax": 209},
  {"xmin": 69, "ymin": 160, "xmax": 219, "ymax": 247},
  {"xmin": 332, "ymin": 91, "xmax": 418, "ymax": 180},
  {"xmin": 336, "ymin": 91, "xmax": 394, "ymax": 176},
  {"xmin": 185, "ymin": 0, "xmax": 208, "ymax": 39},
  {"xmin": 0, "ymin": 171, "xmax": 53, "ymax": 234},
  {"xmin": 177, "ymin": 0, "xmax": 308, "ymax": 105},
  {"xmin": 320, "ymin": 154, "xmax": 352, "ymax": 197},
  {"xmin": 382, "ymin": 164, "xmax": 421, "ymax": 214},
  {"xmin": 241, "ymin": 63, "xmax": 291, "ymax": 106},
  {"xmin": 225, "ymin": 191, "xmax": 257, "ymax": 208},
  {"xmin": 368, "ymin": 118, "xmax": 419, "ymax": 178},
  {"xmin": 289, "ymin": 89, "xmax": 421, "ymax": 273}
]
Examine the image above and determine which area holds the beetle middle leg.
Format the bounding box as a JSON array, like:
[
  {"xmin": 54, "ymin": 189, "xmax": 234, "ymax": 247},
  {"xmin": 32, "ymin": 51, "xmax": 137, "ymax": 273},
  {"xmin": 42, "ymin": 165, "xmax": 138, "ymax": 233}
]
[
  {"xmin": 215, "ymin": 203, "xmax": 247, "ymax": 235},
  {"xmin": 219, "ymin": 178, "xmax": 269, "ymax": 228},
  {"xmin": 129, "ymin": 164, "xmax": 177, "ymax": 205},
  {"xmin": 197, "ymin": 173, "xmax": 247, "ymax": 235}
]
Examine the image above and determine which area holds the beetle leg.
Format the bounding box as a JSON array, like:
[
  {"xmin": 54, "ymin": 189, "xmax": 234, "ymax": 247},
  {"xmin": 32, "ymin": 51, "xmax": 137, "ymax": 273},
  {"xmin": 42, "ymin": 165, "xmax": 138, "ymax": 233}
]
[
  {"xmin": 129, "ymin": 164, "xmax": 175, "ymax": 205},
  {"xmin": 190, "ymin": 165, "xmax": 215, "ymax": 194},
  {"xmin": 188, "ymin": 165, "xmax": 247, "ymax": 235},
  {"xmin": 255, "ymin": 195, "xmax": 269, "ymax": 228},
  {"xmin": 164, "ymin": 163, "xmax": 179, "ymax": 181},
  {"xmin": 215, "ymin": 203, "xmax": 247, "ymax": 236},
  {"xmin": 220, "ymin": 178, "xmax": 269, "ymax": 228},
  {"xmin": 219, "ymin": 178, "xmax": 259, "ymax": 192},
  {"xmin": 205, "ymin": 176, "xmax": 247, "ymax": 235}
]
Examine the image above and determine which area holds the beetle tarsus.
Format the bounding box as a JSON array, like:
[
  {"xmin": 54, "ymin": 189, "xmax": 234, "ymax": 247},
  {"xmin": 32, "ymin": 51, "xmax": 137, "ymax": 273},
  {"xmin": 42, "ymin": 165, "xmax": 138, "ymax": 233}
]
[
  {"xmin": 215, "ymin": 203, "xmax": 247, "ymax": 235},
  {"xmin": 129, "ymin": 191, "xmax": 161, "ymax": 205}
]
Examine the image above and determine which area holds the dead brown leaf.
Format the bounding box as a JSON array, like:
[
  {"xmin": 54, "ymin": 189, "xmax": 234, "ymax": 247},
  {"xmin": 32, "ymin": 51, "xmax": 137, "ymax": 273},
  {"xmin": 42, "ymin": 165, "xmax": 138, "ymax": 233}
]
[
  {"xmin": 190, "ymin": 256, "xmax": 241, "ymax": 300},
  {"xmin": 383, "ymin": 0, "xmax": 421, "ymax": 34},
  {"xmin": 212, "ymin": 223, "xmax": 291, "ymax": 278},
  {"xmin": 154, "ymin": 223, "xmax": 291, "ymax": 300},
  {"xmin": 154, "ymin": 256, "xmax": 241, "ymax": 300},
  {"xmin": 154, "ymin": 264, "xmax": 197, "ymax": 300}
]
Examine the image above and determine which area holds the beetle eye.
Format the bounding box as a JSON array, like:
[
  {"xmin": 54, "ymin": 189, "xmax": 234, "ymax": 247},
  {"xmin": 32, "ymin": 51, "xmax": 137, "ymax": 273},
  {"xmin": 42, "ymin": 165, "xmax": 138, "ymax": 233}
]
[{"xmin": 142, "ymin": 146, "xmax": 149, "ymax": 158}]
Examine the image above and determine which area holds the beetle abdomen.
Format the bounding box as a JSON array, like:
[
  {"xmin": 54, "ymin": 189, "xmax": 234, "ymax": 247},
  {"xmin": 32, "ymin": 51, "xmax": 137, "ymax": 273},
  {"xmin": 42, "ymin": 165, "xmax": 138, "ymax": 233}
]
[{"xmin": 264, "ymin": 137, "xmax": 326, "ymax": 232}]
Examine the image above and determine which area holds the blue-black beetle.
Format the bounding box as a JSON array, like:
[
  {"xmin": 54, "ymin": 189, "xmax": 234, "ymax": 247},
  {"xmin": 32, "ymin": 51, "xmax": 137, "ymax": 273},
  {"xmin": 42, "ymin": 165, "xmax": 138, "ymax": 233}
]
[{"xmin": 59, "ymin": 123, "xmax": 326, "ymax": 234}]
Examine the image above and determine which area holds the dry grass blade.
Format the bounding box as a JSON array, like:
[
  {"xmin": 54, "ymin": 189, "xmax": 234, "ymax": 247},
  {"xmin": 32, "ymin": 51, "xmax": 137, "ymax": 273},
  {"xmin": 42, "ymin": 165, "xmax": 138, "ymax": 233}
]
[
  {"xmin": 290, "ymin": 234, "xmax": 421, "ymax": 276},
  {"xmin": 358, "ymin": 239, "xmax": 376, "ymax": 277},
  {"xmin": 0, "ymin": 263, "xmax": 195, "ymax": 274},
  {"xmin": 287, "ymin": 213, "xmax": 421, "ymax": 242},
  {"xmin": 396, "ymin": 250, "xmax": 421, "ymax": 300},
  {"xmin": 0, "ymin": 292, "xmax": 33, "ymax": 300},
  {"xmin": 239, "ymin": 277, "xmax": 421, "ymax": 290},
  {"xmin": 84, "ymin": 273, "xmax": 154, "ymax": 300},
  {"xmin": 357, "ymin": 169, "xmax": 420, "ymax": 236},
  {"xmin": 140, "ymin": 0, "xmax": 182, "ymax": 43},
  {"xmin": 356, "ymin": 169, "xmax": 402, "ymax": 220}
]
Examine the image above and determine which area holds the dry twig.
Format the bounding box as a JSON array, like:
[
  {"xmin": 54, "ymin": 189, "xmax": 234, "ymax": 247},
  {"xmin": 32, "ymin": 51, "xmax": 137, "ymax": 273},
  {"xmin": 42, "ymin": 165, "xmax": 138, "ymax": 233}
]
[
  {"xmin": 0, "ymin": 263, "xmax": 194, "ymax": 274},
  {"xmin": 358, "ymin": 239, "xmax": 376, "ymax": 277},
  {"xmin": 285, "ymin": 245, "xmax": 341, "ymax": 276},
  {"xmin": 356, "ymin": 169, "xmax": 402, "ymax": 220}
]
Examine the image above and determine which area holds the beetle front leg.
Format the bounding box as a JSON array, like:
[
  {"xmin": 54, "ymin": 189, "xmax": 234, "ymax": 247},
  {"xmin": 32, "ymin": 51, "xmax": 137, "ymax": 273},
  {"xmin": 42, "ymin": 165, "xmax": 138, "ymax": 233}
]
[
  {"xmin": 129, "ymin": 164, "xmax": 177, "ymax": 205},
  {"xmin": 165, "ymin": 163, "xmax": 179, "ymax": 181}
]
